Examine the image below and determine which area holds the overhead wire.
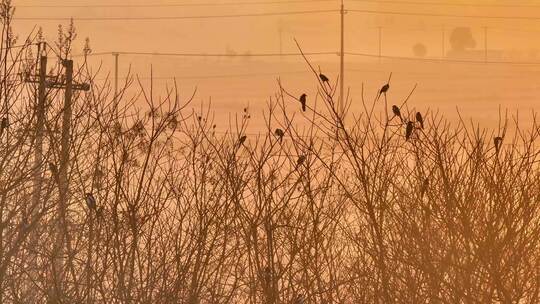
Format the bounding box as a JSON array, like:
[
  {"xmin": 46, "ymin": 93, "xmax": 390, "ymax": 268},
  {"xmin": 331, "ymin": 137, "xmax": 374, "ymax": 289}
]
[
  {"xmin": 15, "ymin": 0, "xmax": 337, "ymax": 8},
  {"xmin": 13, "ymin": 9, "xmax": 338, "ymax": 21}
]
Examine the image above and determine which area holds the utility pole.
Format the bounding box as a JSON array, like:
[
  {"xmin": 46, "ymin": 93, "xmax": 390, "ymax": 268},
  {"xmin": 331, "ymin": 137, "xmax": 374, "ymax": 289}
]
[
  {"xmin": 339, "ymin": 0, "xmax": 345, "ymax": 115},
  {"xmin": 378, "ymin": 26, "xmax": 382, "ymax": 63},
  {"xmin": 483, "ymin": 26, "xmax": 488, "ymax": 63},
  {"xmin": 442, "ymin": 25, "xmax": 445, "ymax": 59},
  {"xmin": 26, "ymin": 42, "xmax": 47, "ymax": 303},
  {"xmin": 113, "ymin": 52, "xmax": 119, "ymax": 102},
  {"xmin": 27, "ymin": 58, "xmax": 89, "ymax": 303},
  {"xmin": 278, "ymin": 19, "xmax": 283, "ymax": 59}
]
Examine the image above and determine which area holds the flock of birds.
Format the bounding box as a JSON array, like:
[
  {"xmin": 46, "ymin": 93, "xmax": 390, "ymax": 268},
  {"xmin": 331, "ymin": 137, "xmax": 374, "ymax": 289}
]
[{"xmin": 0, "ymin": 72, "xmax": 495, "ymax": 218}]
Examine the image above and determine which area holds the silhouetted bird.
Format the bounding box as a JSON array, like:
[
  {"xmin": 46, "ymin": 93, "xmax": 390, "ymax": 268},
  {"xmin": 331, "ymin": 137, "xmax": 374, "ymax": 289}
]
[
  {"xmin": 274, "ymin": 128, "xmax": 284, "ymax": 143},
  {"xmin": 420, "ymin": 178, "xmax": 429, "ymax": 199},
  {"xmin": 299, "ymin": 94, "xmax": 307, "ymax": 112},
  {"xmin": 319, "ymin": 73, "xmax": 329, "ymax": 83},
  {"xmin": 296, "ymin": 155, "xmax": 306, "ymax": 168},
  {"xmin": 48, "ymin": 162, "xmax": 59, "ymax": 183},
  {"xmin": 405, "ymin": 121, "xmax": 414, "ymax": 141},
  {"xmin": 378, "ymin": 83, "xmax": 390, "ymax": 100},
  {"xmin": 494, "ymin": 136, "xmax": 503, "ymax": 154},
  {"xmin": 0, "ymin": 117, "xmax": 7, "ymax": 137},
  {"xmin": 238, "ymin": 135, "xmax": 247, "ymax": 147},
  {"xmin": 416, "ymin": 112, "xmax": 424, "ymax": 129},
  {"xmin": 392, "ymin": 105, "xmax": 402, "ymax": 122},
  {"xmin": 85, "ymin": 193, "xmax": 97, "ymax": 210}
]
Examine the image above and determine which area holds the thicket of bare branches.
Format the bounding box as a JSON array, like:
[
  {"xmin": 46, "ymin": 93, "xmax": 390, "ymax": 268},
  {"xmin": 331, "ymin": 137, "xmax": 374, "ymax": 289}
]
[{"xmin": 0, "ymin": 2, "xmax": 539, "ymax": 303}]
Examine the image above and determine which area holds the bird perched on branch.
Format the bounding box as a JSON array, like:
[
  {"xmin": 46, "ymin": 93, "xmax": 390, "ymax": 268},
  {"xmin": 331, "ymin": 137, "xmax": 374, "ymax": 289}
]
[
  {"xmin": 377, "ymin": 83, "xmax": 390, "ymax": 101},
  {"xmin": 238, "ymin": 135, "xmax": 247, "ymax": 147},
  {"xmin": 319, "ymin": 73, "xmax": 329, "ymax": 83},
  {"xmin": 494, "ymin": 136, "xmax": 503, "ymax": 154},
  {"xmin": 420, "ymin": 178, "xmax": 429, "ymax": 199},
  {"xmin": 0, "ymin": 117, "xmax": 7, "ymax": 137},
  {"xmin": 274, "ymin": 128, "xmax": 284, "ymax": 143},
  {"xmin": 392, "ymin": 105, "xmax": 402, "ymax": 122},
  {"xmin": 296, "ymin": 155, "xmax": 306, "ymax": 168},
  {"xmin": 85, "ymin": 193, "xmax": 97, "ymax": 211},
  {"xmin": 405, "ymin": 121, "xmax": 414, "ymax": 141},
  {"xmin": 416, "ymin": 112, "xmax": 424, "ymax": 129},
  {"xmin": 299, "ymin": 94, "xmax": 307, "ymax": 112},
  {"xmin": 48, "ymin": 162, "xmax": 59, "ymax": 184}
]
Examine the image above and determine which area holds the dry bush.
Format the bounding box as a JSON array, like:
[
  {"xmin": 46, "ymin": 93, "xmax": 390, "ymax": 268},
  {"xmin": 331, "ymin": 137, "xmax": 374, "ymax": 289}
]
[{"xmin": 0, "ymin": 4, "xmax": 539, "ymax": 303}]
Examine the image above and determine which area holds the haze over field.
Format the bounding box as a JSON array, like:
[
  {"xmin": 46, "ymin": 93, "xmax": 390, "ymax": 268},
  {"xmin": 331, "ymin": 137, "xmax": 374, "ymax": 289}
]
[{"xmin": 11, "ymin": 0, "xmax": 540, "ymax": 129}]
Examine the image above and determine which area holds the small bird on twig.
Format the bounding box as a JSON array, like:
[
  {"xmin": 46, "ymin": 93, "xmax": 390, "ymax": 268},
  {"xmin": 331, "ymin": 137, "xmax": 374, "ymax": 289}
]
[
  {"xmin": 319, "ymin": 73, "xmax": 329, "ymax": 83},
  {"xmin": 299, "ymin": 94, "xmax": 307, "ymax": 112},
  {"xmin": 392, "ymin": 105, "xmax": 402, "ymax": 122},
  {"xmin": 85, "ymin": 193, "xmax": 97, "ymax": 211},
  {"xmin": 274, "ymin": 128, "xmax": 284, "ymax": 143},
  {"xmin": 377, "ymin": 73, "xmax": 392, "ymax": 101},
  {"xmin": 416, "ymin": 112, "xmax": 424, "ymax": 129},
  {"xmin": 420, "ymin": 178, "xmax": 429, "ymax": 199},
  {"xmin": 494, "ymin": 136, "xmax": 503, "ymax": 154},
  {"xmin": 48, "ymin": 162, "xmax": 59, "ymax": 183},
  {"xmin": 238, "ymin": 135, "xmax": 247, "ymax": 147},
  {"xmin": 296, "ymin": 155, "xmax": 306, "ymax": 168},
  {"xmin": 405, "ymin": 121, "xmax": 414, "ymax": 141},
  {"xmin": 0, "ymin": 117, "xmax": 7, "ymax": 137}
]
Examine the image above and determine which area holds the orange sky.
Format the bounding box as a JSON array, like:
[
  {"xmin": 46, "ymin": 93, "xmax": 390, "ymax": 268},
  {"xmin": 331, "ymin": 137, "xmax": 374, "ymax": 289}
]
[{"xmin": 9, "ymin": 0, "xmax": 540, "ymax": 130}]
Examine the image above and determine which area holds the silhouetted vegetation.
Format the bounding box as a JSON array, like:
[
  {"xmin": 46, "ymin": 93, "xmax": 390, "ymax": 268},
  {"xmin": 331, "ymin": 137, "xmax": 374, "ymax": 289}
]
[{"xmin": 0, "ymin": 2, "xmax": 539, "ymax": 303}]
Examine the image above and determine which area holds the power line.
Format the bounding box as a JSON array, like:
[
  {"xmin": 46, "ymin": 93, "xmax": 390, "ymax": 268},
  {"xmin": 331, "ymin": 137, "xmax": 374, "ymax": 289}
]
[
  {"xmin": 13, "ymin": 9, "xmax": 338, "ymax": 21},
  {"xmin": 80, "ymin": 51, "xmax": 337, "ymax": 57},
  {"xmin": 348, "ymin": 0, "xmax": 540, "ymax": 8},
  {"xmin": 346, "ymin": 51, "xmax": 540, "ymax": 65},
  {"xmin": 348, "ymin": 9, "xmax": 540, "ymax": 20},
  {"xmin": 16, "ymin": 0, "xmax": 337, "ymax": 8},
  {"xmin": 76, "ymin": 49, "xmax": 540, "ymax": 66}
]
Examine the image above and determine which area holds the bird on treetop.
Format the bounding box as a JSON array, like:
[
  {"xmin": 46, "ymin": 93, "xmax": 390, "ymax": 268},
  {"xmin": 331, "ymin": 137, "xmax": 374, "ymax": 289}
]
[
  {"xmin": 299, "ymin": 94, "xmax": 307, "ymax": 112},
  {"xmin": 319, "ymin": 73, "xmax": 329, "ymax": 83},
  {"xmin": 274, "ymin": 128, "xmax": 284, "ymax": 142},
  {"xmin": 416, "ymin": 112, "xmax": 424, "ymax": 129},
  {"xmin": 392, "ymin": 105, "xmax": 402, "ymax": 122},
  {"xmin": 380, "ymin": 83, "xmax": 390, "ymax": 95},
  {"xmin": 85, "ymin": 193, "xmax": 97, "ymax": 210},
  {"xmin": 405, "ymin": 121, "xmax": 414, "ymax": 141}
]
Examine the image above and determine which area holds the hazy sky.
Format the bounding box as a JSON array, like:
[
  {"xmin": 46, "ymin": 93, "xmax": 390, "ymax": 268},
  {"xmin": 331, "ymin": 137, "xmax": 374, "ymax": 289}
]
[{"xmin": 9, "ymin": 0, "xmax": 540, "ymax": 129}]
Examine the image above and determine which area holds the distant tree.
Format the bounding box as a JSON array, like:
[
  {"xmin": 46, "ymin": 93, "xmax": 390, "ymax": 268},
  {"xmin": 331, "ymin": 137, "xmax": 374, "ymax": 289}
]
[
  {"xmin": 412, "ymin": 43, "xmax": 427, "ymax": 57},
  {"xmin": 450, "ymin": 27, "xmax": 476, "ymax": 52}
]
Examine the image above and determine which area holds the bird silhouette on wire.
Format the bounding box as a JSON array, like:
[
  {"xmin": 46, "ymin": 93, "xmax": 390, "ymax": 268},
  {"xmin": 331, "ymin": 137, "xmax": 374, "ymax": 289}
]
[
  {"xmin": 494, "ymin": 136, "xmax": 503, "ymax": 154},
  {"xmin": 392, "ymin": 105, "xmax": 402, "ymax": 122},
  {"xmin": 416, "ymin": 112, "xmax": 424, "ymax": 129},
  {"xmin": 405, "ymin": 121, "xmax": 414, "ymax": 141},
  {"xmin": 274, "ymin": 128, "xmax": 284, "ymax": 143},
  {"xmin": 299, "ymin": 94, "xmax": 307, "ymax": 112},
  {"xmin": 85, "ymin": 193, "xmax": 97, "ymax": 211},
  {"xmin": 319, "ymin": 73, "xmax": 329, "ymax": 83}
]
